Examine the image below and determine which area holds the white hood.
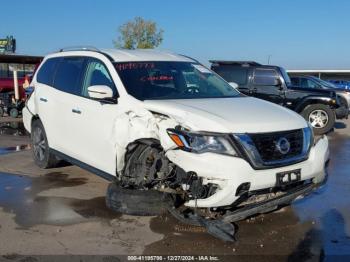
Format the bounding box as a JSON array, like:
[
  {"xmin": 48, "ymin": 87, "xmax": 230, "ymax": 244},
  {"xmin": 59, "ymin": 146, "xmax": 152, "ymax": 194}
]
[{"xmin": 143, "ymin": 97, "xmax": 307, "ymax": 133}]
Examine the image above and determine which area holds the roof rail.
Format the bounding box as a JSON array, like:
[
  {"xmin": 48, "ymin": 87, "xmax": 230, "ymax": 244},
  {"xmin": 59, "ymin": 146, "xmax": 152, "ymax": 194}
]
[
  {"xmin": 209, "ymin": 60, "xmax": 261, "ymax": 66},
  {"xmin": 58, "ymin": 46, "xmax": 100, "ymax": 52},
  {"xmin": 179, "ymin": 54, "xmax": 199, "ymax": 63}
]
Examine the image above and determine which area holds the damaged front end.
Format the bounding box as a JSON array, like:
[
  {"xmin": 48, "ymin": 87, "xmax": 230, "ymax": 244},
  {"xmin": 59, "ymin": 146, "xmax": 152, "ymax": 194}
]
[{"xmin": 110, "ymin": 105, "xmax": 328, "ymax": 242}]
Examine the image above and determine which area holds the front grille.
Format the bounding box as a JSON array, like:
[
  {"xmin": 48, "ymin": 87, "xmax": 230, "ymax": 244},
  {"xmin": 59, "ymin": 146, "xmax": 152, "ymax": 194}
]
[{"xmin": 249, "ymin": 129, "xmax": 304, "ymax": 162}]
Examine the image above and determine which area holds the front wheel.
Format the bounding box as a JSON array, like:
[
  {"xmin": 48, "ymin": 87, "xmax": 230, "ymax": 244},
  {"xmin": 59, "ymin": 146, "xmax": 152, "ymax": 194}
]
[
  {"xmin": 31, "ymin": 120, "xmax": 59, "ymax": 168},
  {"xmin": 105, "ymin": 183, "xmax": 171, "ymax": 216},
  {"xmin": 301, "ymin": 104, "xmax": 335, "ymax": 135}
]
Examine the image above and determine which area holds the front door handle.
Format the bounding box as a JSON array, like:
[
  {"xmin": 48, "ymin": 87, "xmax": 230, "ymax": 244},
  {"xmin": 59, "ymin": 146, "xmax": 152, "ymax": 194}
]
[
  {"xmin": 40, "ymin": 97, "xmax": 48, "ymax": 102},
  {"xmin": 72, "ymin": 109, "xmax": 82, "ymax": 114}
]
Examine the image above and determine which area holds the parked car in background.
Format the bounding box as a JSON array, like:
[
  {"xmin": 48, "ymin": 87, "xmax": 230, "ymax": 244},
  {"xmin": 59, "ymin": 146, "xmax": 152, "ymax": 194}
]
[
  {"xmin": 290, "ymin": 75, "xmax": 350, "ymax": 113},
  {"xmin": 328, "ymin": 80, "xmax": 350, "ymax": 90},
  {"xmin": 23, "ymin": 48, "xmax": 329, "ymax": 241},
  {"xmin": 210, "ymin": 61, "xmax": 346, "ymax": 135}
]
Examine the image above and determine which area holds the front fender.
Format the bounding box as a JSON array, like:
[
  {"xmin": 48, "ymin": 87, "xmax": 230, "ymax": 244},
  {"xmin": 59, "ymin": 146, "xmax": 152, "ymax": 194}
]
[{"xmin": 295, "ymin": 96, "xmax": 337, "ymax": 113}]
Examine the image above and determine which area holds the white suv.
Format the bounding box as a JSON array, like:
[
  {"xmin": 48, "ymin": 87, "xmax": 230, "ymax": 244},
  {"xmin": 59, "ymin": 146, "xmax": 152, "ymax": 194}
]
[{"xmin": 23, "ymin": 48, "xmax": 329, "ymax": 238}]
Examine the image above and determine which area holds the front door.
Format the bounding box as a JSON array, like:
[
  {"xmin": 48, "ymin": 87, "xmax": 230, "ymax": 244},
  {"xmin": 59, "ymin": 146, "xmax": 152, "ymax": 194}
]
[{"xmin": 68, "ymin": 57, "xmax": 120, "ymax": 175}]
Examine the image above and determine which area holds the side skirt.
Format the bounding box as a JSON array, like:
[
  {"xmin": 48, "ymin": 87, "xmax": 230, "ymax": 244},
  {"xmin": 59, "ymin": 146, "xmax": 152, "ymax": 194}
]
[{"xmin": 51, "ymin": 149, "xmax": 116, "ymax": 182}]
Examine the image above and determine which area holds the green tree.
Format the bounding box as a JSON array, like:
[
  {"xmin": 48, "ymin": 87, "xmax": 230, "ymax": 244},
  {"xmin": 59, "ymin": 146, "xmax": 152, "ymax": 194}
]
[{"xmin": 114, "ymin": 17, "xmax": 163, "ymax": 49}]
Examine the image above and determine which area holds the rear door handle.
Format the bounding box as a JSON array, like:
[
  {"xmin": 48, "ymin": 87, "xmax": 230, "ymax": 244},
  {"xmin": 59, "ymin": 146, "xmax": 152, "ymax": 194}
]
[
  {"xmin": 72, "ymin": 109, "xmax": 82, "ymax": 114},
  {"xmin": 40, "ymin": 97, "xmax": 48, "ymax": 102}
]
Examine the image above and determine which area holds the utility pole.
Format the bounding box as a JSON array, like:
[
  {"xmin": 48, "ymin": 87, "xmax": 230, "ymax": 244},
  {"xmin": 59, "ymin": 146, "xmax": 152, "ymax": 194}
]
[{"xmin": 267, "ymin": 55, "xmax": 272, "ymax": 65}]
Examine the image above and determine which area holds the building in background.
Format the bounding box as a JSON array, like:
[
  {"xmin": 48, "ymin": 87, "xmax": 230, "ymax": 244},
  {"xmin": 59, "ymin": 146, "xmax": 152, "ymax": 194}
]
[
  {"xmin": 287, "ymin": 69, "xmax": 350, "ymax": 81},
  {"xmin": 0, "ymin": 36, "xmax": 42, "ymax": 95}
]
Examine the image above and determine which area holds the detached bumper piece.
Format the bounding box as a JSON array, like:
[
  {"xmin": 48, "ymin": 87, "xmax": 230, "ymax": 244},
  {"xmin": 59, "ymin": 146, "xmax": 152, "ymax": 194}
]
[
  {"xmin": 168, "ymin": 182, "xmax": 317, "ymax": 242},
  {"xmin": 222, "ymin": 182, "xmax": 314, "ymax": 223}
]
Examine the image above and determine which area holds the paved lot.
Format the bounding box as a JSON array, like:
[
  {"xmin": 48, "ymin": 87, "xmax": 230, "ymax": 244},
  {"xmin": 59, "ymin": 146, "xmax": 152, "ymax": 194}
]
[{"xmin": 0, "ymin": 117, "xmax": 349, "ymax": 261}]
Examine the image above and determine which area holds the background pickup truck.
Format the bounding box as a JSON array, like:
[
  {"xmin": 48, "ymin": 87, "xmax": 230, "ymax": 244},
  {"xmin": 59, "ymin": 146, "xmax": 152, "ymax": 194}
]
[{"xmin": 210, "ymin": 61, "xmax": 348, "ymax": 135}]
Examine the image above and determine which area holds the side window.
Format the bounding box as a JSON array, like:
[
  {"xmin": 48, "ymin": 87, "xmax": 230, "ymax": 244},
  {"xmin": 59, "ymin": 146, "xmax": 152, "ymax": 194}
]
[
  {"xmin": 307, "ymin": 79, "xmax": 319, "ymax": 88},
  {"xmin": 36, "ymin": 58, "xmax": 60, "ymax": 86},
  {"xmin": 253, "ymin": 69, "xmax": 278, "ymax": 86},
  {"xmin": 300, "ymin": 78, "xmax": 318, "ymax": 88},
  {"xmin": 53, "ymin": 57, "xmax": 86, "ymax": 95},
  {"xmin": 213, "ymin": 66, "xmax": 248, "ymax": 85},
  {"xmin": 291, "ymin": 78, "xmax": 299, "ymax": 86},
  {"xmin": 81, "ymin": 58, "xmax": 117, "ymax": 97}
]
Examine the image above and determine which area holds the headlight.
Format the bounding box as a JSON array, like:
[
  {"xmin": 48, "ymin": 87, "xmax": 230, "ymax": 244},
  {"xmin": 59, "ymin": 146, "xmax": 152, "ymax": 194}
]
[
  {"xmin": 167, "ymin": 129, "xmax": 237, "ymax": 156},
  {"xmin": 303, "ymin": 125, "xmax": 314, "ymax": 151}
]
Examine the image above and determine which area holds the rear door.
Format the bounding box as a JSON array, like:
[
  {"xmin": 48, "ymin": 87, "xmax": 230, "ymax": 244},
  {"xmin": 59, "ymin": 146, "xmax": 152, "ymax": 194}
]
[
  {"xmin": 34, "ymin": 57, "xmax": 61, "ymax": 148},
  {"xmin": 251, "ymin": 68, "xmax": 285, "ymax": 105},
  {"xmin": 48, "ymin": 56, "xmax": 87, "ymax": 155}
]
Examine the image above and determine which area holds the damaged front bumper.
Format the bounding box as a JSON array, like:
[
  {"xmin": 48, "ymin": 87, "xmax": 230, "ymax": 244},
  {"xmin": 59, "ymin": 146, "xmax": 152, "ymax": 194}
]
[
  {"xmin": 221, "ymin": 180, "xmax": 323, "ymax": 223},
  {"xmin": 166, "ymin": 135, "xmax": 329, "ymax": 208}
]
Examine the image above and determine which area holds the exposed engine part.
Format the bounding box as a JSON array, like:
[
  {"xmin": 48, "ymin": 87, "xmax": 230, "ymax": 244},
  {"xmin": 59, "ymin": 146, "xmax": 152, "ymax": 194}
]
[
  {"xmin": 121, "ymin": 142, "xmax": 176, "ymax": 189},
  {"xmin": 121, "ymin": 141, "xmax": 218, "ymax": 202},
  {"xmin": 184, "ymin": 172, "xmax": 218, "ymax": 200}
]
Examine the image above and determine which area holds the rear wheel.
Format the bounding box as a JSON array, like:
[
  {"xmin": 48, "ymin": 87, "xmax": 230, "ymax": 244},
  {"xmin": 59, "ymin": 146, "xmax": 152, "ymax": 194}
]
[
  {"xmin": 31, "ymin": 120, "xmax": 59, "ymax": 168},
  {"xmin": 301, "ymin": 104, "xmax": 335, "ymax": 135}
]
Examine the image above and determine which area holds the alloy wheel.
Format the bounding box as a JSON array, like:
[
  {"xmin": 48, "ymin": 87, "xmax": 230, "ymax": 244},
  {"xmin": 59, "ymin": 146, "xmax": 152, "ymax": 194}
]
[{"xmin": 309, "ymin": 110, "xmax": 329, "ymax": 128}]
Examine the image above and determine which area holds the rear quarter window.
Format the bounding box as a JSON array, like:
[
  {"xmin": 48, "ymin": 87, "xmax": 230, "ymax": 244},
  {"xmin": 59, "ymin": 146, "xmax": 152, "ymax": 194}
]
[
  {"xmin": 253, "ymin": 68, "xmax": 278, "ymax": 85},
  {"xmin": 37, "ymin": 58, "xmax": 60, "ymax": 86},
  {"xmin": 212, "ymin": 66, "xmax": 248, "ymax": 85}
]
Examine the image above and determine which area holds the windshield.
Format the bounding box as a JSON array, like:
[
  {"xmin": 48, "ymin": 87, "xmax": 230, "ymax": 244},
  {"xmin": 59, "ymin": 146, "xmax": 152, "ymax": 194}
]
[
  {"xmin": 280, "ymin": 67, "xmax": 292, "ymax": 86},
  {"xmin": 114, "ymin": 62, "xmax": 241, "ymax": 100}
]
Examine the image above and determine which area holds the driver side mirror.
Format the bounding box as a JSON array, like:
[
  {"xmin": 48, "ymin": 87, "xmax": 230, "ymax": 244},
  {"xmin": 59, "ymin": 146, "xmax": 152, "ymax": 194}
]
[
  {"xmin": 228, "ymin": 82, "xmax": 239, "ymax": 89},
  {"xmin": 274, "ymin": 78, "xmax": 284, "ymax": 90},
  {"xmin": 88, "ymin": 85, "xmax": 114, "ymax": 99}
]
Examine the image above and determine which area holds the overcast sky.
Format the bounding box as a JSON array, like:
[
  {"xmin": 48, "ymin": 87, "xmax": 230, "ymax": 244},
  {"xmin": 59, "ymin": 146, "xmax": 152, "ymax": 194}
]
[{"xmin": 2, "ymin": 0, "xmax": 350, "ymax": 69}]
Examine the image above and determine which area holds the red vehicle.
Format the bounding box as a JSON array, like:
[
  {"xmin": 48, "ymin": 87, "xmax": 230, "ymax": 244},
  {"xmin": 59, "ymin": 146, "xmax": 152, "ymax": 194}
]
[
  {"xmin": 0, "ymin": 54, "xmax": 42, "ymax": 117},
  {"xmin": 0, "ymin": 54, "xmax": 43, "ymax": 94}
]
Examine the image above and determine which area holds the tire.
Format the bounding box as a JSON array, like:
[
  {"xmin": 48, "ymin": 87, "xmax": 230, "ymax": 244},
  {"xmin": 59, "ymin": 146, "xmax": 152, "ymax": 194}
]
[
  {"xmin": 9, "ymin": 108, "xmax": 19, "ymax": 118},
  {"xmin": 301, "ymin": 104, "xmax": 335, "ymax": 135},
  {"xmin": 31, "ymin": 120, "xmax": 59, "ymax": 168},
  {"xmin": 106, "ymin": 182, "xmax": 172, "ymax": 216},
  {"xmin": 0, "ymin": 107, "xmax": 4, "ymax": 117}
]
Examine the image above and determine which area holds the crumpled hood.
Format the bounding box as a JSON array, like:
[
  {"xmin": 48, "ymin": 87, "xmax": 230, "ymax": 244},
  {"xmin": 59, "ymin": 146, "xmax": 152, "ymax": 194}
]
[{"xmin": 143, "ymin": 97, "xmax": 308, "ymax": 133}]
